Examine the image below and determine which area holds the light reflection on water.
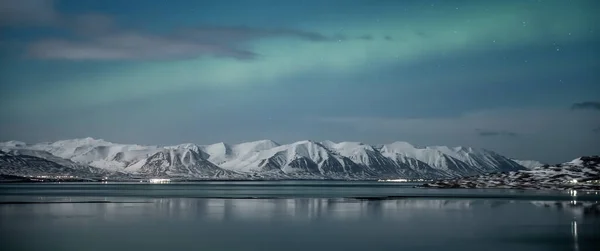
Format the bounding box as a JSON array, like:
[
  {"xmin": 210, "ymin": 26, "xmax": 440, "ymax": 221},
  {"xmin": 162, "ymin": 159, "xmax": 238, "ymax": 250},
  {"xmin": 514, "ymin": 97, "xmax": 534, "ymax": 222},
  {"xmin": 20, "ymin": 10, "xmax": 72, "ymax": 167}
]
[
  {"xmin": 0, "ymin": 197, "xmax": 599, "ymax": 251},
  {"xmin": 0, "ymin": 182, "xmax": 599, "ymax": 251},
  {"xmin": 572, "ymin": 220, "xmax": 579, "ymax": 251}
]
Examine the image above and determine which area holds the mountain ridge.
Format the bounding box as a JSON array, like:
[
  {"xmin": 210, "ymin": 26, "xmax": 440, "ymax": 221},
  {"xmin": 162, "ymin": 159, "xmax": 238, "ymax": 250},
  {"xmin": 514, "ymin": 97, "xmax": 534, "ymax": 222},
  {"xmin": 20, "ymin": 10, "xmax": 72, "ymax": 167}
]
[{"xmin": 1, "ymin": 138, "xmax": 537, "ymax": 180}]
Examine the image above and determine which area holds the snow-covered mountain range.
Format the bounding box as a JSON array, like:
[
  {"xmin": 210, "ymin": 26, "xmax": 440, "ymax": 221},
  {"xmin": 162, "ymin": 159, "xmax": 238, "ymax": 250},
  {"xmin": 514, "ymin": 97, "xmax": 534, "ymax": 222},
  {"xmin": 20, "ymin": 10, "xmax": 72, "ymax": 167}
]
[{"xmin": 1, "ymin": 138, "xmax": 531, "ymax": 180}]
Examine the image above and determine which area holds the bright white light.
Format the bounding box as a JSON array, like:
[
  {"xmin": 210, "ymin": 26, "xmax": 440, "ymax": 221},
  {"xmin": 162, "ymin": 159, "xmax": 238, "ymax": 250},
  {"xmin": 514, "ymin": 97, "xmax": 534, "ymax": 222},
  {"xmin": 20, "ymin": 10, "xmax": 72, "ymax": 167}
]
[
  {"xmin": 378, "ymin": 178, "xmax": 408, "ymax": 182},
  {"xmin": 149, "ymin": 178, "xmax": 171, "ymax": 184},
  {"xmin": 569, "ymin": 190, "xmax": 578, "ymax": 197},
  {"xmin": 570, "ymin": 179, "xmax": 578, "ymax": 184}
]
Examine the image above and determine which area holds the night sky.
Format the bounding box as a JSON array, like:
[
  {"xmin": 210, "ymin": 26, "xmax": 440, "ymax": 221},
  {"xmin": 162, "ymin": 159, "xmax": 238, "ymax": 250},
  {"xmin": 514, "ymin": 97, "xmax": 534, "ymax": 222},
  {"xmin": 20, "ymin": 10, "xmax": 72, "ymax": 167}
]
[{"xmin": 1, "ymin": 0, "xmax": 599, "ymax": 163}]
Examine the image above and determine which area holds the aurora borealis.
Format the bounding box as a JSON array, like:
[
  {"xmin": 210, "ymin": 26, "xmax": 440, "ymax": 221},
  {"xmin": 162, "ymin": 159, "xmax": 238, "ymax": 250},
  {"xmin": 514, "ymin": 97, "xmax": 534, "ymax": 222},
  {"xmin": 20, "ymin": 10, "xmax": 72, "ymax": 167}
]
[{"xmin": 1, "ymin": 0, "xmax": 599, "ymax": 162}]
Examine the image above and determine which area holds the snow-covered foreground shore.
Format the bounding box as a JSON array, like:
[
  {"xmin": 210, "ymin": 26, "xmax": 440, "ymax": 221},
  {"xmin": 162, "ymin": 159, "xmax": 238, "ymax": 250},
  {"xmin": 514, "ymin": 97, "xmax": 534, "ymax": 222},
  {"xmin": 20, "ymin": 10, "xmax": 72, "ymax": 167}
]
[{"xmin": 421, "ymin": 156, "xmax": 600, "ymax": 191}]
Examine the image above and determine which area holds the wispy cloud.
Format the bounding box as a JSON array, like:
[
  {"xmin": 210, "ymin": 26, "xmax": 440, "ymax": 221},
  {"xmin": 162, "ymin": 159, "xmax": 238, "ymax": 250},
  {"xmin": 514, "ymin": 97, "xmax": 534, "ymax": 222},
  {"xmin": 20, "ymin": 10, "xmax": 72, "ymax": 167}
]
[
  {"xmin": 26, "ymin": 23, "xmax": 344, "ymax": 61},
  {"xmin": 571, "ymin": 101, "xmax": 600, "ymax": 111},
  {"xmin": 0, "ymin": 0, "xmax": 60, "ymax": 27},
  {"xmin": 476, "ymin": 129, "xmax": 519, "ymax": 138},
  {"xmin": 28, "ymin": 33, "xmax": 255, "ymax": 61},
  {"xmin": 4, "ymin": 1, "xmax": 370, "ymax": 61}
]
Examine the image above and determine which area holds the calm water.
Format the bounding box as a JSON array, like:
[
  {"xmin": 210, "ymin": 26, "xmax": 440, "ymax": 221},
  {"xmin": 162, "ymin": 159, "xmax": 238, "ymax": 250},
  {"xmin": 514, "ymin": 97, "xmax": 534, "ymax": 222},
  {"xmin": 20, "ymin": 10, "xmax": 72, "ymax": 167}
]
[{"xmin": 1, "ymin": 181, "xmax": 599, "ymax": 251}]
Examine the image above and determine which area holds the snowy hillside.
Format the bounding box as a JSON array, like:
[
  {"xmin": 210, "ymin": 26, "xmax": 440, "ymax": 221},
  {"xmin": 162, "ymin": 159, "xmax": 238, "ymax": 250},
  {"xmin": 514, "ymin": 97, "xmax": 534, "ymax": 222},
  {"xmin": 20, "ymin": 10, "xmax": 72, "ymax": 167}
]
[
  {"xmin": 132, "ymin": 148, "xmax": 241, "ymax": 178},
  {"xmin": 22, "ymin": 137, "xmax": 160, "ymax": 171},
  {"xmin": 0, "ymin": 151, "xmax": 113, "ymax": 179},
  {"xmin": 1, "ymin": 138, "xmax": 538, "ymax": 180},
  {"xmin": 512, "ymin": 159, "xmax": 546, "ymax": 169},
  {"xmin": 422, "ymin": 156, "xmax": 600, "ymax": 190},
  {"xmin": 379, "ymin": 142, "xmax": 522, "ymax": 177}
]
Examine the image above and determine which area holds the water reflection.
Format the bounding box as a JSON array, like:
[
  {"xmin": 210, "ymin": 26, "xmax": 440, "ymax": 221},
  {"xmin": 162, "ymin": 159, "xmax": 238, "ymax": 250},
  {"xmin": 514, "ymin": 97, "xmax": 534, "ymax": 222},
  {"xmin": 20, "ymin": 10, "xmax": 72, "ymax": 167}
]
[
  {"xmin": 2, "ymin": 197, "xmax": 599, "ymax": 251},
  {"xmin": 572, "ymin": 220, "xmax": 579, "ymax": 251},
  {"xmin": 531, "ymin": 200, "xmax": 600, "ymax": 218},
  {"xmin": 1, "ymin": 195, "xmax": 599, "ymax": 222},
  {"xmin": 3, "ymin": 197, "xmax": 597, "ymax": 222},
  {"xmin": 23, "ymin": 198, "xmax": 487, "ymax": 221}
]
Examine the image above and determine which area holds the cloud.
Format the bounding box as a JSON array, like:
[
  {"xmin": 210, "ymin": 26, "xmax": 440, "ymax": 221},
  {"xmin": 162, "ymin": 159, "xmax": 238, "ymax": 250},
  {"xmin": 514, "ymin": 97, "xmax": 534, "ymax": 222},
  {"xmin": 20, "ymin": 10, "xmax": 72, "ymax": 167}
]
[
  {"xmin": 6, "ymin": 1, "xmax": 342, "ymax": 61},
  {"xmin": 476, "ymin": 129, "xmax": 519, "ymax": 137},
  {"xmin": 0, "ymin": 0, "xmax": 60, "ymax": 26},
  {"xmin": 571, "ymin": 101, "xmax": 600, "ymax": 111},
  {"xmin": 26, "ymin": 25, "xmax": 341, "ymax": 61},
  {"xmin": 180, "ymin": 26, "xmax": 331, "ymax": 42},
  {"xmin": 27, "ymin": 34, "xmax": 259, "ymax": 60}
]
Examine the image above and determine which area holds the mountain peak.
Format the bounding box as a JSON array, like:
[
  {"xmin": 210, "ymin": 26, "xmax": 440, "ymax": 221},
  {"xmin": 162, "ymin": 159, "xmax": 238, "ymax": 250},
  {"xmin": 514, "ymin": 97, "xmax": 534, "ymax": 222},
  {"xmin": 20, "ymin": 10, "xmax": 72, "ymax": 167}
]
[
  {"xmin": 202, "ymin": 142, "xmax": 233, "ymax": 159},
  {"xmin": 166, "ymin": 143, "xmax": 201, "ymax": 150},
  {"xmin": 319, "ymin": 140, "xmax": 337, "ymax": 148},
  {"xmin": 381, "ymin": 142, "xmax": 415, "ymax": 153},
  {"xmin": 54, "ymin": 137, "xmax": 112, "ymax": 146},
  {"xmin": 333, "ymin": 141, "xmax": 375, "ymax": 151},
  {"xmin": 453, "ymin": 146, "xmax": 474, "ymax": 152},
  {"xmin": 293, "ymin": 140, "xmax": 326, "ymax": 146},
  {"xmin": 257, "ymin": 139, "xmax": 279, "ymax": 145},
  {"xmin": 232, "ymin": 140, "xmax": 280, "ymax": 157},
  {"xmin": 390, "ymin": 141, "xmax": 415, "ymax": 148},
  {"xmin": 240, "ymin": 139, "xmax": 280, "ymax": 147}
]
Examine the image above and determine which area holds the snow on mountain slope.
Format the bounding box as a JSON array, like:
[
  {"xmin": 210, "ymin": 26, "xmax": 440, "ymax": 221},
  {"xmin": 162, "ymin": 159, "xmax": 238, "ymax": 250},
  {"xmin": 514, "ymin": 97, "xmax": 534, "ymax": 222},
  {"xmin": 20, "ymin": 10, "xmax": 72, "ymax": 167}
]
[
  {"xmin": 27, "ymin": 137, "xmax": 115, "ymax": 159},
  {"xmin": 201, "ymin": 142, "xmax": 233, "ymax": 165},
  {"xmin": 23, "ymin": 137, "xmax": 160, "ymax": 171},
  {"xmin": 201, "ymin": 140, "xmax": 279, "ymax": 166},
  {"xmin": 512, "ymin": 159, "xmax": 545, "ymax": 169},
  {"xmin": 131, "ymin": 147, "xmax": 240, "ymax": 178},
  {"xmin": 233, "ymin": 140, "xmax": 280, "ymax": 156},
  {"xmin": 0, "ymin": 138, "xmax": 536, "ymax": 180},
  {"xmin": 429, "ymin": 146, "xmax": 523, "ymax": 173},
  {"xmin": 380, "ymin": 142, "xmax": 475, "ymax": 176},
  {"xmin": 423, "ymin": 156, "xmax": 600, "ymax": 190},
  {"xmin": 165, "ymin": 143, "xmax": 210, "ymax": 159},
  {"xmin": 322, "ymin": 141, "xmax": 421, "ymax": 178},
  {"xmin": 216, "ymin": 140, "xmax": 372, "ymax": 179},
  {"xmin": 4, "ymin": 149, "xmax": 91, "ymax": 170},
  {"xmin": 387, "ymin": 153, "xmax": 453, "ymax": 178},
  {"xmin": 0, "ymin": 151, "xmax": 111, "ymax": 178},
  {"xmin": 219, "ymin": 141, "xmax": 320, "ymax": 172}
]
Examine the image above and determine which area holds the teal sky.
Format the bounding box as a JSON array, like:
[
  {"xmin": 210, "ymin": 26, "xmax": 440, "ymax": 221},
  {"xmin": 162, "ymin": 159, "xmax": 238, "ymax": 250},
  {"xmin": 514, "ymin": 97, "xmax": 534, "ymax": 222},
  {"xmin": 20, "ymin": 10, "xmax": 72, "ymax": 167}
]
[{"xmin": 1, "ymin": 0, "xmax": 599, "ymax": 163}]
